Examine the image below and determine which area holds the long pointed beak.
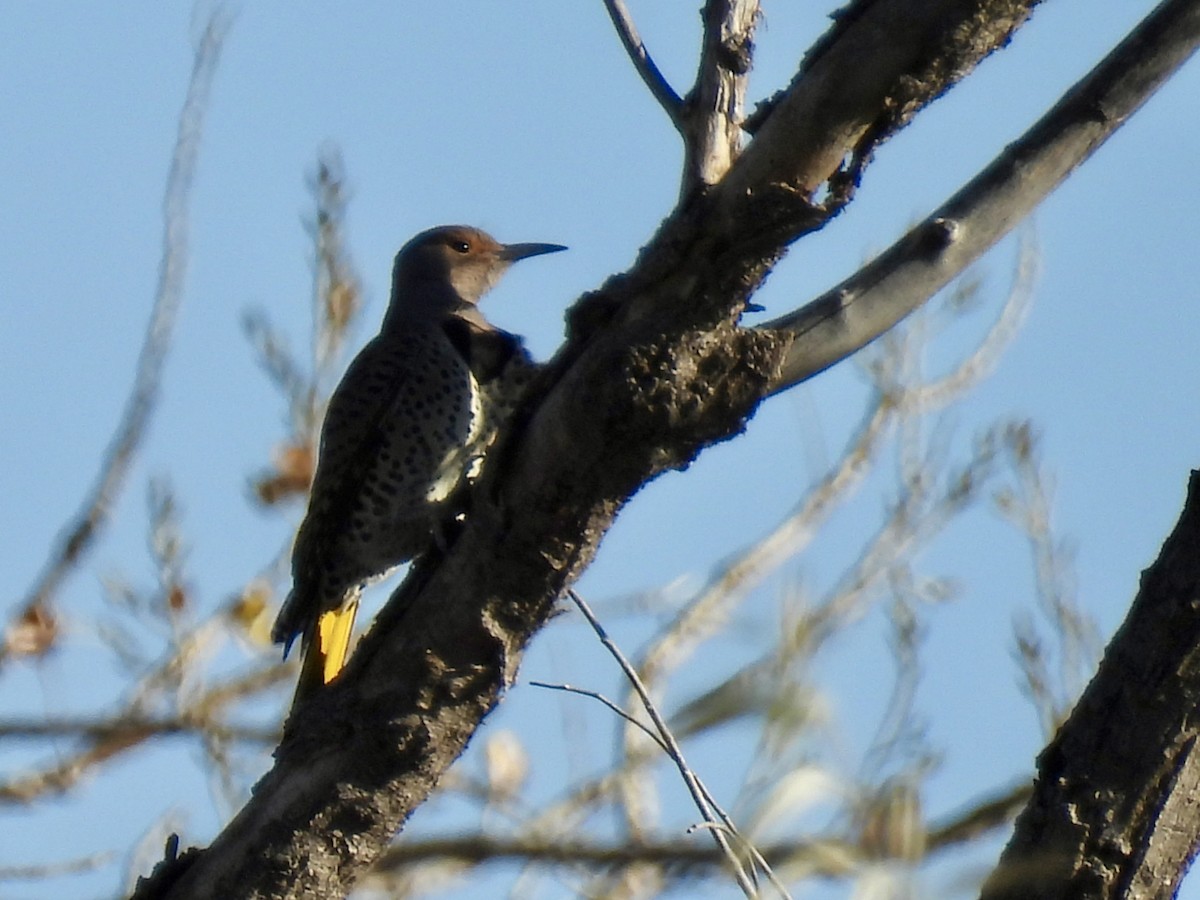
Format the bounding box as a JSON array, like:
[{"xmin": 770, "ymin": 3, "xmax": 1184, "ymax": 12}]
[{"xmin": 500, "ymin": 241, "xmax": 568, "ymax": 262}]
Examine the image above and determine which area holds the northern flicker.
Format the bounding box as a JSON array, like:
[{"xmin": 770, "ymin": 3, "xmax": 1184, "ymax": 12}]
[{"xmin": 272, "ymin": 225, "xmax": 565, "ymax": 703}]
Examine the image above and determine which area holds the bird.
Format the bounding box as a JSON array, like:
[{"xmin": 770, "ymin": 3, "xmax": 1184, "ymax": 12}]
[{"xmin": 272, "ymin": 225, "xmax": 566, "ymax": 704}]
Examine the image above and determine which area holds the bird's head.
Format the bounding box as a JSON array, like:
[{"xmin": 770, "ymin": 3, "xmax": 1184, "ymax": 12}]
[{"xmin": 392, "ymin": 225, "xmax": 566, "ymax": 307}]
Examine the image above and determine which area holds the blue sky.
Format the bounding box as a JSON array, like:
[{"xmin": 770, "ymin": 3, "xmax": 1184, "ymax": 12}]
[{"xmin": 2, "ymin": 3, "xmax": 1198, "ymax": 898}]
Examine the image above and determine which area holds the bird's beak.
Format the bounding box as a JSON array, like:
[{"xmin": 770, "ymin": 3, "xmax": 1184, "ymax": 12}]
[{"xmin": 500, "ymin": 242, "xmax": 568, "ymax": 262}]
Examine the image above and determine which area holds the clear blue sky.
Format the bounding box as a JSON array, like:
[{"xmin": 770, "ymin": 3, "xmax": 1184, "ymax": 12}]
[{"xmin": 2, "ymin": 3, "xmax": 1198, "ymax": 898}]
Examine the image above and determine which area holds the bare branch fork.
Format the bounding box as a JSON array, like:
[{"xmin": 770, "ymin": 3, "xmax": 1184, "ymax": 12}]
[
  {"xmin": 1, "ymin": 657, "xmax": 291, "ymax": 805},
  {"xmin": 556, "ymin": 589, "xmax": 789, "ymax": 898},
  {"xmin": 758, "ymin": 0, "xmax": 1200, "ymax": 393},
  {"xmin": 149, "ymin": 2, "xmax": 1200, "ymax": 898}
]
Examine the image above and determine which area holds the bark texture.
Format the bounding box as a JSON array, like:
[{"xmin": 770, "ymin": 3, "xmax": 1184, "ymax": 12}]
[
  {"xmin": 133, "ymin": 1, "xmax": 1200, "ymax": 897},
  {"xmin": 981, "ymin": 472, "xmax": 1200, "ymax": 899}
]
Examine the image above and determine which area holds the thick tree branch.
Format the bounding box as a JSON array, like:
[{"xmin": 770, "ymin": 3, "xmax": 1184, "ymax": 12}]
[
  {"xmin": 720, "ymin": 0, "xmax": 1043, "ymax": 213},
  {"xmin": 759, "ymin": 0, "xmax": 1200, "ymax": 393},
  {"xmin": 978, "ymin": 470, "xmax": 1200, "ymax": 898},
  {"xmin": 148, "ymin": 4, "xmax": 1195, "ymax": 898}
]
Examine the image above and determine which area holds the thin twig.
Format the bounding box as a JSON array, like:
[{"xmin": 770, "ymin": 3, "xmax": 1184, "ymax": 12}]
[
  {"xmin": 529, "ymin": 681, "xmax": 667, "ymax": 752},
  {"xmin": 193, "ymin": 660, "xmax": 293, "ymax": 710},
  {"xmin": 0, "ymin": 851, "xmax": 115, "ymax": 881},
  {"xmin": 8, "ymin": 10, "xmax": 231, "ymax": 640},
  {"xmin": 369, "ymin": 777, "xmax": 1029, "ymax": 876},
  {"xmin": 758, "ymin": 0, "xmax": 1200, "ymax": 394},
  {"xmin": 531, "ymin": 681, "xmax": 782, "ymax": 892},
  {"xmin": 0, "ymin": 716, "xmax": 278, "ymax": 744},
  {"xmin": 905, "ymin": 231, "xmax": 1038, "ymax": 411},
  {"xmin": 601, "ymin": 0, "xmax": 685, "ymax": 126},
  {"xmin": 998, "ymin": 422, "xmax": 1099, "ymax": 735},
  {"xmin": 567, "ymin": 589, "xmax": 772, "ymax": 899},
  {"xmin": 929, "ymin": 781, "xmax": 1032, "ymax": 850},
  {"xmin": 636, "ymin": 395, "xmax": 894, "ymax": 696},
  {"xmin": 0, "ymin": 655, "xmax": 285, "ymax": 804},
  {"xmin": 371, "ymin": 834, "xmax": 844, "ymax": 874},
  {"xmin": 1, "ymin": 729, "xmax": 154, "ymax": 804}
]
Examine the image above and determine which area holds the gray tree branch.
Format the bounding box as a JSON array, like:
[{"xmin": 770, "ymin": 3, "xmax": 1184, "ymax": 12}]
[
  {"xmin": 680, "ymin": 0, "xmax": 761, "ymax": 192},
  {"xmin": 144, "ymin": 2, "xmax": 1197, "ymax": 898},
  {"xmin": 759, "ymin": 0, "xmax": 1200, "ymax": 394},
  {"xmin": 980, "ymin": 469, "xmax": 1200, "ymax": 899},
  {"xmin": 601, "ymin": 0, "xmax": 685, "ymax": 126}
]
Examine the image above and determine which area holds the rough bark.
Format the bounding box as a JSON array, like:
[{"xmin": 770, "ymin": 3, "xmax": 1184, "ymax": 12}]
[
  {"xmin": 980, "ymin": 471, "xmax": 1200, "ymax": 899},
  {"xmin": 137, "ymin": 1, "xmax": 1200, "ymax": 897},
  {"xmin": 761, "ymin": 0, "xmax": 1200, "ymax": 391}
]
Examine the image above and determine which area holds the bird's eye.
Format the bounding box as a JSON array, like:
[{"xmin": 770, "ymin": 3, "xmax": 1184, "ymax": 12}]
[{"xmin": 451, "ymin": 240, "xmax": 470, "ymax": 254}]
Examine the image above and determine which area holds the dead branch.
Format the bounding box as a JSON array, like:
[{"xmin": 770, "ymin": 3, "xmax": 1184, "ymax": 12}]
[
  {"xmin": 566, "ymin": 589, "xmax": 773, "ymax": 897},
  {"xmin": 601, "ymin": 0, "xmax": 685, "ymax": 125},
  {"xmin": 0, "ymin": 663, "xmax": 286, "ymax": 805},
  {"xmin": 759, "ymin": 0, "xmax": 1200, "ymax": 392},
  {"xmin": 150, "ymin": 4, "xmax": 1198, "ymax": 897},
  {"xmin": 682, "ymin": 0, "xmax": 761, "ymax": 192}
]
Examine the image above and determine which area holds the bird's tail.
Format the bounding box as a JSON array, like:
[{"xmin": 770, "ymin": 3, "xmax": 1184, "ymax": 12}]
[{"xmin": 288, "ymin": 591, "xmax": 361, "ymax": 708}]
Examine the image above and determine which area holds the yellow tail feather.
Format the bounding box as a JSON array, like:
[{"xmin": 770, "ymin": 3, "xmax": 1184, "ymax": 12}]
[{"xmin": 293, "ymin": 596, "xmax": 360, "ymax": 707}]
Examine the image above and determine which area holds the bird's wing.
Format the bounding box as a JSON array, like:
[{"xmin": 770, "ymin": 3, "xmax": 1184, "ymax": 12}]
[
  {"xmin": 273, "ymin": 338, "xmax": 411, "ymax": 643},
  {"xmin": 309, "ymin": 335, "xmax": 412, "ymax": 489},
  {"xmin": 300, "ymin": 324, "xmax": 479, "ymax": 553}
]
